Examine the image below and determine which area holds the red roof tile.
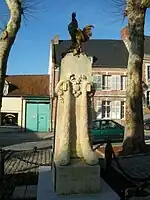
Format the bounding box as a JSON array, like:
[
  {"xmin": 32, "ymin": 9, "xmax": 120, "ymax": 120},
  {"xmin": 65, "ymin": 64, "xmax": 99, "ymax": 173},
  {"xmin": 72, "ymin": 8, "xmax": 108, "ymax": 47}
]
[{"xmin": 5, "ymin": 74, "xmax": 49, "ymax": 97}]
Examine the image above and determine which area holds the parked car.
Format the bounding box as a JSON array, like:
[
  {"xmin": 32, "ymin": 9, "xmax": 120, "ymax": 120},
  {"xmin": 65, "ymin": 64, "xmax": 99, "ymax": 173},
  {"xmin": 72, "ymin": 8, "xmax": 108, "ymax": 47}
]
[
  {"xmin": 144, "ymin": 119, "xmax": 150, "ymax": 130},
  {"xmin": 89, "ymin": 119, "xmax": 124, "ymax": 144}
]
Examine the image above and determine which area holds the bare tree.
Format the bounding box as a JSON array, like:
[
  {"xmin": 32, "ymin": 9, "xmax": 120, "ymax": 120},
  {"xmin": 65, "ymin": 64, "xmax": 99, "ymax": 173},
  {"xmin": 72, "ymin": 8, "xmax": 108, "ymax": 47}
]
[
  {"xmin": 0, "ymin": 0, "xmax": 45, "ymax": 125},
  {"xmin": 0, "ymin": 0, "xmax": 22, "ymax": 126},
  {"xmin": 101, "ymin": 0, "xmax": 150, "ymax": 154},
  {"xmin": 121, "ymin": 0, "xmax": 150, "ymax": 155}
]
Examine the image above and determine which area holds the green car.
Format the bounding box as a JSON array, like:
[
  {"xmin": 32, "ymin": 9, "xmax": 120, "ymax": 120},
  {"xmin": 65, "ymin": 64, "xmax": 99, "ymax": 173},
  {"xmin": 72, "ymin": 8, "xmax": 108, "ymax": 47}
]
[{"xmin": 89, "ymin": 119, "xmax": 124, "ymax": 144}]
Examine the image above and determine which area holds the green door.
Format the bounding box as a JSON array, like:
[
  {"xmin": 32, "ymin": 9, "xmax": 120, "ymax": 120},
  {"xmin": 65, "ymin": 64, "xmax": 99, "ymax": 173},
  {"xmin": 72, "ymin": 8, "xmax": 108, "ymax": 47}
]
[
  {"xmin": 38, "ymin": 103, "xmax": 50, "ymax": 132},
  {"xmin": 26, "ymin": 102, "xmax": 50, "ymax": 132},
  {"xmin": 26, "ymin": 103, "xmax": 38, "ymax": 132}
]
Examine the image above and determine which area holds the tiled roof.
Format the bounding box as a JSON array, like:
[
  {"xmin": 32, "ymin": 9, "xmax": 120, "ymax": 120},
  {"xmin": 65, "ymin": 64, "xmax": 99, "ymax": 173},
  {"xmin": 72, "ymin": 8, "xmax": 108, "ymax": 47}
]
[
  {"xmin": 5, "ymin": 74, "xmax": 49, "ymax": 97},
  {"xmin": 54, "ymin": 36, "xmax": 150, "ymax": 68}
]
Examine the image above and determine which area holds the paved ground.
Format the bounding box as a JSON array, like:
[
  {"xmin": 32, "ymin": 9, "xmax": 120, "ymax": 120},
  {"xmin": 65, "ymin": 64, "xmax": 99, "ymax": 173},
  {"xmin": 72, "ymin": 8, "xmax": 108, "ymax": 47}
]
[
  {"xmin": 5, "ymin": 149, "xmax": 52, "ymax": 174},
  {"xmin": 0, "ymin": 132, "xmax": 53, "ymax": 150},
  {"xmin": 0, "ymin": 130, "xmax": 149, "ymax": 152},
  {"xmin": 111, "ymin": 153, "xmax": 150, "ymax": 187}
]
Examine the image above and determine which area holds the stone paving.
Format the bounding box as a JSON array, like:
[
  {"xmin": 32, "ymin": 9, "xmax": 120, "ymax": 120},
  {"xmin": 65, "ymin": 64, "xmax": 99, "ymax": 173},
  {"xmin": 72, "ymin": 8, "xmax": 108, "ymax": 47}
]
[
  {"xmin": 0, "ymin": 149, "xmax": 52, "ymax": 200},
  {"xmin": 5, "ymin": 149, "xmax": 52, "ymax": 175},
  {"xmin": 12, "ymin": 185, "xmax": 37, "ymax": 199},
  {"xmin": 112, "ymin": 153, "xmax": 150, "ymax": 181}
]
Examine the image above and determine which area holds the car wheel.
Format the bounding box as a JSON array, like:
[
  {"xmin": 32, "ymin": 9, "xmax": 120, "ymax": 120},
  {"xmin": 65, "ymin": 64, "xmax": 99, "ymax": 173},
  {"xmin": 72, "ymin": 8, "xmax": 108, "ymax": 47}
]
[{"xmin": 144, "ymin": 125, "xmax": 150, "ymax": 130}]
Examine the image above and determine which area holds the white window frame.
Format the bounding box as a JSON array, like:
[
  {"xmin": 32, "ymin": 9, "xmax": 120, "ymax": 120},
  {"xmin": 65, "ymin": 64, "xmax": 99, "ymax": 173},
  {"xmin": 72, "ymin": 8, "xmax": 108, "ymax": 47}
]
[
  {"xmin": 111, "ymin": 75, "xmax": 121, "ymax": 90},
  {"xmin": 121, "ymin": 101, "xmax": 126, "ymax": 119},
  {"xmin": 111, "ymin": 101, "xmax": 121, "ymax": 119},
  {"xmin": 92, "ymin": 74, "xmax": 102, "ymax": 90},
  {"xmin": 121, "ymin": 76, "xmax": 127, "ymax": 90},
  {"xmin": 147, "ymin": 91, "xmax": 150, "ymax": 106},
  {"xmin": 145, "ymin": 63, "xmax": 150, "ymax": 82},
  {"xmin": 102, "ymin": 75, "xmax": 111, "ymax": 90},
  {"xmin": 96, "ymin": 99, "xmax": 102, "ymax": 119},
  {"xmin": 102, "ymin": 101, "xmax": 111, "ymax": 119}
]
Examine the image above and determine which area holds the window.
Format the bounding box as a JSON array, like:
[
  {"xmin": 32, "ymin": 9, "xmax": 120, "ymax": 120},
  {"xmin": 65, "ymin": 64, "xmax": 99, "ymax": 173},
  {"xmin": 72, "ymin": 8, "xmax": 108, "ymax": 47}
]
[
  {"xmin": 1, "ymin": 112, "xmax": 18, "ymax": 126},
  {"xmin": 102, "ymin": 75, "xmax": 111, "ymax": 90},
  {"xmin": 96, "ymin": 100, "xmax": 102, "ymax": 119},
  {"xmin": 92, "ymin": 75, "xmax": 102, "ymax": 90},
  {"xmin": 92, "ymin": 121, "xmax": 100, "ymax": 130},
  {"xmin": 147, "ymin": 65, "xmax": 150, "ymax": 80},
  {"xmin": 121, "ymin": 101, "xmax": 125, "ymax": 119},
  {"xmin": 121, "ymin": 76, "xmax": 127, "ymax": 90},
  {"xmin": 102, "ymin": 101, "xmax": 111, "ymax": 118},
  {"xmin": 147, "ymin": 91, "xmax": 150, "ymax": 106},
  {"xmin": 111, "ymin": 75, "xmax": 121, "ymax": 90},
  {"xmin": 101, "ymin": 120, "xmax": 117, "ymax": 129},
  {"xmin": 111, "ymin": 101, "xmax": 121, "ymax": 119}
]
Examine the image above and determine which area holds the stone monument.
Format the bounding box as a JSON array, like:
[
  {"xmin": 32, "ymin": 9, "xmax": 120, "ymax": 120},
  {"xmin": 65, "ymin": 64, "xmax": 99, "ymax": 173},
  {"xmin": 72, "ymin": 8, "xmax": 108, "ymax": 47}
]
[{"xmin": 52, "ymin": 12, "xmax": 100, "ymax": 195}]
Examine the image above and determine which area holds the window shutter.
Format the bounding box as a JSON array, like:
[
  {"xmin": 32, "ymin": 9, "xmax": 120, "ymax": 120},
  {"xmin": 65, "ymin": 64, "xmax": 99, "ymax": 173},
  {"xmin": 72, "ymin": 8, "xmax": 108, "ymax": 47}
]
[
  {"xmin": 116, "ymin": 101, "xmax": 121, "ymax": 119},
  {"xmin": 92, "ymin": 75, "xmax": 102, "ymax": 90},
  {"xmin": 92, "ymin": 75, "xmax": 97, "ymax": 82},
  {"xmin": 116, "ymin": 75, "xmax": 121, "ymax": 90},
  {"xmin": 111, "ymin": 101, "xmax": 116, "ymax": 119},
  {"xmin": 111, "ymin": 75, "xmax": 117, "ymax": 90},
  {"xmin": 96, "ymin": 100, "xmax": 102, "ymax": 119},
  {"xmin": 97, "ymin": 75, "xmax": 102, "ymax": 90},
  {"xmin": 121, "ymin": 76, "xmax": 127, "ymax": 90},
  {"xmin": 111, "ymin": 101, "xmax": 121, "ymax": 119},
  {"xmin": 107, "ymin": 76, "xmax": 112, "ymax": 90}
]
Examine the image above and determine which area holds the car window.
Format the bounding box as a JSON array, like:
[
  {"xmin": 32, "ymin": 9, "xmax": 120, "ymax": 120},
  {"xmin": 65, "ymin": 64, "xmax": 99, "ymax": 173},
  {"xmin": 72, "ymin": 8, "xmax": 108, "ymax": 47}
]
[
  {"xmin": 101, "ymin": 120, "xmax": 117, "ymax": 129},
  {"xmin": 92, "ymin": 121, "xmax": 100, "ymax": 130}
]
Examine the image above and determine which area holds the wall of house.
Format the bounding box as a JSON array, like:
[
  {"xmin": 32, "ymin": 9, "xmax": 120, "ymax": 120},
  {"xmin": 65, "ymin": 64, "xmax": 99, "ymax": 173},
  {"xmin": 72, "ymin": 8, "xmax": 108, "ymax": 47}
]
[
  {"xmin": 142, "ymin": 55, "xmax": 150, "ymax": 119},
  {"xmin": 1, "ymin": 97, "xmax": 24, "ymax": 132},
  {"xmin": 92, "ymin": 67, "xmax": 127, "ymax": 125}
]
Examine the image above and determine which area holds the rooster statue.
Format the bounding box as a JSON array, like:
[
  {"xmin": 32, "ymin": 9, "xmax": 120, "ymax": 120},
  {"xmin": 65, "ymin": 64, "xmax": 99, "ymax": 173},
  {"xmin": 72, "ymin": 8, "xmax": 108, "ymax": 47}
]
[{"xmin": 68, "ymin": 12, "xmax": 94, "ymax": 56}]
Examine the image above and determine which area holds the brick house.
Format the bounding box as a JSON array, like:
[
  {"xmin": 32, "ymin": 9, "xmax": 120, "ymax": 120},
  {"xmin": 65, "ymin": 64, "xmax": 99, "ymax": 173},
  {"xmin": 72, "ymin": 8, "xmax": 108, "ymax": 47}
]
[
  {"xmin": 1, "ymin": 74, "xmax": 51, "ymax": 132},
  {"xmin": 49, "ymin": 35, "xmax": 150, "ymax": 127}
]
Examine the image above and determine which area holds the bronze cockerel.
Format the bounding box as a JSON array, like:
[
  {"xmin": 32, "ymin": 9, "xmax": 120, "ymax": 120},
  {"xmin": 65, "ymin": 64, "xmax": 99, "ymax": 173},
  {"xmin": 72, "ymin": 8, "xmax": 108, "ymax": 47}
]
[{"xmin": 68, "ymin": 12, "xmax": 94, "ymax": 56}]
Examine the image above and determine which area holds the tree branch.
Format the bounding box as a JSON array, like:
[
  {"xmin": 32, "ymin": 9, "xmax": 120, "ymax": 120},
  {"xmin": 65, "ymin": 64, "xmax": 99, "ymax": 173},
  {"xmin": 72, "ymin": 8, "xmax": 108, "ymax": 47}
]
[
  {"xmin": 141, "ymin": 0, "xmax": 150, "ymax": 8},
  {"xmin": 0, "ymin": 0, "xmax": 22, "ymax": 108}
]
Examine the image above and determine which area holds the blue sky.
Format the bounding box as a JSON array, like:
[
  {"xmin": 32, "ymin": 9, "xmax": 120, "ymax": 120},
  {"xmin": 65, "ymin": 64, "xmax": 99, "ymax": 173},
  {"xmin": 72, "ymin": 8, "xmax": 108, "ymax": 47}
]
[{"xmin": 1, "ymin": 0, "xmax": 150, "ymax": 75}]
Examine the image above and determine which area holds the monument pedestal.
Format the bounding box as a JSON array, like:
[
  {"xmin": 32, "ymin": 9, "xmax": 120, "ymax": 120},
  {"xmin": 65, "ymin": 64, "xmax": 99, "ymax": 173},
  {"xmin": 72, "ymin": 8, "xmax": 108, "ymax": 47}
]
[
  {"xmin": 37, "ymin": 166, "xmax": 120, "ymax": 200},
  {"xmin": 53, "ymin": 53, "xmax": 101, "ymax": 196},
  {"xmin": 53, "ymin": 159, "xmax": 100, "ymax": 195}
]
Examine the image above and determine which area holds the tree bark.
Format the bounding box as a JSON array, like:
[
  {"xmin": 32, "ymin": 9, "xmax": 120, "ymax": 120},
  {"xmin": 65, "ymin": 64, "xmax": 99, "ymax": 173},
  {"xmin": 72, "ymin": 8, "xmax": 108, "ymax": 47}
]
[
  {"xmin": 0, "ymin": 0, "xmax": 22, "ymax": 111},
  {"xmin": 122, "ymin": 1, "xmax": 146, "ymax": 155}
]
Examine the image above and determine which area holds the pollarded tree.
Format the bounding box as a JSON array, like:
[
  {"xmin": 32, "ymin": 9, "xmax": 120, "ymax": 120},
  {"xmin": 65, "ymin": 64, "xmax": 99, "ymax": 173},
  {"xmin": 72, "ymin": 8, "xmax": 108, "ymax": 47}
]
[
  {"xmin": 121, "ymin": 0, "xmax": 150, "ymax": 154},
  {"xmin": 0, "ymin": 0, "xmax": 44, "ymax": 124},
  {"xmin": 0, "ymin": 0, "xmax": 22, "ymax": 111}
]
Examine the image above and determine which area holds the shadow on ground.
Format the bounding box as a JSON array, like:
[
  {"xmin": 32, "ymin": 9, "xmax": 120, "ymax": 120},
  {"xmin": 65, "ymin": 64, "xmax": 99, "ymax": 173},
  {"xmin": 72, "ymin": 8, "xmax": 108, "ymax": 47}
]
[
  {"xmin": 0, "ymin": 148, "xmax": 52, "ymax": 200},
  {"xmin": 0, "ymin": 126, "xmax": 53, "ymax": 149}
]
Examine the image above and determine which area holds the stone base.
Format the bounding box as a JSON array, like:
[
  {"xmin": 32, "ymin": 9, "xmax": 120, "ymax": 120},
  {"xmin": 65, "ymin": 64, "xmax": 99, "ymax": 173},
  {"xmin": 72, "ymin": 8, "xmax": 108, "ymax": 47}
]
[
  {"xmin": 37, "ymin": 166, "xmax": 120, "ymax": 200},
  {"xmin": 53, "ymin": 159, "xmax": 101, "ymax": 195}
]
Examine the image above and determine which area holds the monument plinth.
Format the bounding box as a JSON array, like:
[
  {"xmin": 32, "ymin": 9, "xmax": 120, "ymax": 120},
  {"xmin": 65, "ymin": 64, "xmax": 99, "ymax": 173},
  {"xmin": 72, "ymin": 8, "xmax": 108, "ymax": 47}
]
[
  {"xmin": 37, "ymin": 12, "xmax": 120, "ymax": 200},
  {"xmin": 53, "ymin": 53, "xmax": 100, "ymax": 195}
]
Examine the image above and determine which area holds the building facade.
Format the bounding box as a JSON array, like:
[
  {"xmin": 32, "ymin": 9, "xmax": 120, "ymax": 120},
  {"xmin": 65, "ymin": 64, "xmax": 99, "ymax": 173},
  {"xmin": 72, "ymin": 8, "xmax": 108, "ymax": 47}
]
[
  {"xmin": 1, "ymin": 74, "xmax": 51, "ymax": 132},
  {"xmin": 49, "ymin": 36, "xmax": 150, "ymax": 127}
]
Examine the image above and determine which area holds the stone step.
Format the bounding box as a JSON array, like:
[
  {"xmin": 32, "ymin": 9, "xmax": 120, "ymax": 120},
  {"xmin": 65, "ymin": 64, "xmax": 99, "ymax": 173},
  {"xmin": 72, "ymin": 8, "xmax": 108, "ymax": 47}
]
[{"xmin": 12, "ymin": 185, "xmax": 37, "ymax": 199}]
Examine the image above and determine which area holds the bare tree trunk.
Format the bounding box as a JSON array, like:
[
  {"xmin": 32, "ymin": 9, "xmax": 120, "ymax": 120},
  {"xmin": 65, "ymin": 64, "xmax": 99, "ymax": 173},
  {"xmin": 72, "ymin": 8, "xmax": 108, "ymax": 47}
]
[
  {"xmin": 121, "ymin": 1, "xmax": 146, "ymax": 155},
  {"xmin": 0, "ymin": 0, "xmax": 22, "ymax": 114}
]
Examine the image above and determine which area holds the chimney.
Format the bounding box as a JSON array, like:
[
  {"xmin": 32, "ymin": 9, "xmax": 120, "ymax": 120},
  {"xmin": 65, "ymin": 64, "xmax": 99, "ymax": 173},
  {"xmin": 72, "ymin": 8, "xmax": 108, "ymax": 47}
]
[
  {"xmin": 121, "ymin": 26, "xmax": 130, "ymax": 52},
  {"xmin": 53, "ymin": 35, "xmax": 59, "ymax": 44}
]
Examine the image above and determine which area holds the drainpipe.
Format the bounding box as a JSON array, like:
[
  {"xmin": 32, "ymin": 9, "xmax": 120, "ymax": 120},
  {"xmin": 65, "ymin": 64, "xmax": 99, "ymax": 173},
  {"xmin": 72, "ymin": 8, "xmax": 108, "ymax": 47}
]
[
  {"xmin": 49, "ymin": 39, "xmax": 54, "ymax": 132},
  {"xmin": 49, "ymin": 35, "xmax": 59, "ymax": 132},
  {"xmin": 20, "ymin": 96, "xmax": 23, "ymax": 132}
]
